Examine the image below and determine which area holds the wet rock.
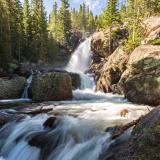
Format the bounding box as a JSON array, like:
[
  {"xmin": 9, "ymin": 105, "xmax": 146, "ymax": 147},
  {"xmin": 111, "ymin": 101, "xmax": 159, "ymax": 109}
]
[
  {"xmin": 69, "ymin": 73, "xmax": 81, "ymax": 89},
  {"xmin": 0, "ymin": 76, "xmax": 25, "ymax": 99},
  {"xmin": 43, "ymin": 116, "xmax": 57, "ymax": 128},
  {"xmin": 96, "ymin": 46, "xmax": 129, "ymax": 93},
  {"xmin": 122, "ymin": 45, "xmax": 160, "ymax": 106},
  {"xmin": 29, "ymin": 72, "xmax": 72, "ymax": 101}
]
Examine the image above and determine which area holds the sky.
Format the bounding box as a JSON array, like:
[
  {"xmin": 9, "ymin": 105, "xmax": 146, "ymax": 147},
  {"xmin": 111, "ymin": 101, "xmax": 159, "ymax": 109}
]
[{"xmin": 20, "ymin": 0, "xmax": 106, "ymax": 16}]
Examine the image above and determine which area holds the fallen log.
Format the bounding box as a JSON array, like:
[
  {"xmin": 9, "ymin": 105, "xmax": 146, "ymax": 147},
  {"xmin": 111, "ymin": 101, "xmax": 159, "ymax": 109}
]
[{"xmin": 111, "ymin": 116, "xmax": 143, "ymax": 139}]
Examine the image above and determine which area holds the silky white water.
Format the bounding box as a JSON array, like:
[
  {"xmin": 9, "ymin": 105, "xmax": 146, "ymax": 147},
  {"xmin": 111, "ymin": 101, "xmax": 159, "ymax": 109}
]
[
  {"xmin": 66, "ymin": 38, "xmax": 95, "ymax": 89},
  {"xmin": 0, "ymin": 38, "xmax": 151, "ymax": 160}
]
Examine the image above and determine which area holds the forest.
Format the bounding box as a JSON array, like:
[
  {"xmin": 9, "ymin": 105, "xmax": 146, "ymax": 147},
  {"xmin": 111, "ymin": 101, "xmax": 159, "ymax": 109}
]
[
  {"xmin": 0, "ymin": 0, "xmax": 160, "ymax": 160},
  {"xmin": 1, "ymin": 0, "xmax": 160, "ymax": 74}
]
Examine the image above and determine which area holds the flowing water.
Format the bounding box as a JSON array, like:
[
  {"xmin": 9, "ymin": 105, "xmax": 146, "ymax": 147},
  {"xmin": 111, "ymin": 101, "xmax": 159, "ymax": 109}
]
[
  {"xmin": 0, "ymin": 38, "xmax": 151, "ymax": 160},
  {"xmin": 21, "ymin": 74, "xmax": 33, "ymax": 99}
]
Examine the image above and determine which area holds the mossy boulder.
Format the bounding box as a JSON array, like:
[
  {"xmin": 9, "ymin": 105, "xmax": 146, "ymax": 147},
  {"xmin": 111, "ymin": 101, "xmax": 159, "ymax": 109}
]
[
  {"xmin": 124, "ymin": 75, "xmax": 160, "ymax": 106},
  {"xmin": 113, "ymin": 107, "xmax": 160, "ymax": 160},
  {"xmin": 122, "ymin": 45, "xmax": 160, "ymax": 106},
  {"xmin": 29, "ymin": 72, "xmax": 72, "ymax": 101},
  {"xmin": 0, "ymin": 76, "xmax": 25, "ymax": 99}
]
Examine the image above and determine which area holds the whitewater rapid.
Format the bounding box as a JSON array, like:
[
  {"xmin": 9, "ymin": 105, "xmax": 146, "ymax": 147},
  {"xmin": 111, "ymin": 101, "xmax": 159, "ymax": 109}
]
[{"xmin": 0, "ymin": 38, "xmax": 151, "ymax": 160}]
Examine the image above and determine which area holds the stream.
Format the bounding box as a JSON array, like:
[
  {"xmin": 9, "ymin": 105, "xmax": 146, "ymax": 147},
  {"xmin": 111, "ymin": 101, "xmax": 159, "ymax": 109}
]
[{"xmin": 0, "ymin": 38, "xmax": 151, "ymax": 160}]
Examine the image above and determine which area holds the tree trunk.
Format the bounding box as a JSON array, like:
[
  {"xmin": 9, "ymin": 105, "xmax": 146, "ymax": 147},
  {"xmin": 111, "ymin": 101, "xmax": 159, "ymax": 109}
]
[{"xmin": 109, "ymin": 25, "xmax": 112, "ymax": 54}]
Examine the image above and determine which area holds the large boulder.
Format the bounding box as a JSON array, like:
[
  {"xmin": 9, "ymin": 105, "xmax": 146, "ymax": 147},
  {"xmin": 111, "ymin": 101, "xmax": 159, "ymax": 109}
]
[
  {"xmin": 29, "ymin": 72, "xmax": 72, "ymax": 101},
  {"xmin": 122, "ymin": 45, "xmax": 160, "ymax": 106},
  {"xmin": 0, "ymin": 76, "xmax": 25, "ymax": 99},
  {"xmin": 112, "ymin": 107, "xmax": 160, "ymax": 160},
  {"xmin": 96, "ymin": 47, "xmax": 129, "ymax": 93}
]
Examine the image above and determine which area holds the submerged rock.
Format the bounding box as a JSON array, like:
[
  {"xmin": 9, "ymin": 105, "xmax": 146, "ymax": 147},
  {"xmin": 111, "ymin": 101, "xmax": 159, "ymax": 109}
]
[
  {"xmin": 43, "ymin": 116, "xmax": 57, "ymax": 128},
  {"xmin": 0, "ymin": 76, "xmax": 25, "ymax": 99},
  {"xmin": 29, "ymin": 72, "xmax": 72, "ymax": 101},
  {"xmin": 122, "ymin": 45, "xmax": 160, "ymax": 106}
]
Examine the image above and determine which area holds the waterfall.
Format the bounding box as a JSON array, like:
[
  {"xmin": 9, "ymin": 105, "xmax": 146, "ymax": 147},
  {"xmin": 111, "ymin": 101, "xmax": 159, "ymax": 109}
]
[{"xmin": 66, "ymin": 38, "xmax": 95, "ymax": 90}]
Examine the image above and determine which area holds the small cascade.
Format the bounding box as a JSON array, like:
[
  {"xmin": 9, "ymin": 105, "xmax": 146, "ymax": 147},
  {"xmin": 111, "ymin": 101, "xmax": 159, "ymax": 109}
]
[
  {"xmin": 21, "ymin": 74, "xmax": 33, "ymax": 99},
  {"xmin": 66, "ymin": 38, "xmax": 94, "ymax": 90}
]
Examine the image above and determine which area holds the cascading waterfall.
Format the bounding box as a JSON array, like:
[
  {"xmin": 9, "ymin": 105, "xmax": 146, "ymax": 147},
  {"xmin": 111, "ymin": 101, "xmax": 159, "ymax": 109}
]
[
  {"xmin": 0, "ymin": 39, "xmax": 151, "ymax": 160},
  {"xmin": 66, "ymin": 38, "xmax": 95, "ymax": 90}
]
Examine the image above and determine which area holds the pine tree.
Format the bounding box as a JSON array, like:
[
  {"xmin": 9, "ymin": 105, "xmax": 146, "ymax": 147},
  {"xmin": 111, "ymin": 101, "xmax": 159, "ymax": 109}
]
[
  {"xmin": 57, "ymin": 0, "xmax": 71, "ymax": 46},
  {"xmin": 48, "ymin": 1, "xmax": 58, "ymax": 38},
  {"xmin": 4, "ymin": 0, "xmax": 24, "ymax": 61},
  {"xmin": 31, "ymin": 0, "xmax": 48, "ymax": 62},
  {"xmin": 0, "ymin": 1, "xmax": 12, "ymax": 70},
  {"xmin": 71, "ymin": 8, "xmax": 79, "ymax": 32},
  {"xmin": 103, "ymin": 0, "xmax": 120, "ymax": 54},
  {"xmin": 124, "ymin": 0, "xmax": 143, "ymax": 53},
  {"xmin": 23, "ymin": 0, "xmax": 32, "ymax": 59}
]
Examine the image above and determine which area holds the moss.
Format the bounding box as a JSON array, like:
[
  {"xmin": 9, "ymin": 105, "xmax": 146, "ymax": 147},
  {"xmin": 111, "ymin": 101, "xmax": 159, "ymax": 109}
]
[{"xmin": 132, "ymin": 122, "xmax": 160, "ymax": 160}]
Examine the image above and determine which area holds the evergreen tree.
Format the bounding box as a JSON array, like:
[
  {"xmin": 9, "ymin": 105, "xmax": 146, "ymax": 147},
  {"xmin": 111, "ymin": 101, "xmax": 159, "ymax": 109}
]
[
  {"xmin": 0, "ymin": 1, "xmax": 12, "ymax": 70},
  {"xmin": 48, "ymin": 1, "xmax": 58, "ymax": 38},
  {"xmin": 124, "ymin": 0, "xmax": 143, "ymax": 53},
  {"xmin": 71, "ymin": 8, "xmax": 79, "ymax": 32},
  {"xmin": 5, "ymin": 0, "xmax": 24, "ymax": 61},
  {"xmin": 31, "ymin": 0, "xmax": 48, "ymax": 61},
  {"xmin": 23, "ymin": 0, "xmax": 32, "ymax": 59},
  {"xmin": 103, "ymin": 0, "xmax": 120, "ymax": 54},
  {"xmin": 57, "ymin": 0, "xmax": 71, "ymax": 46}
]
